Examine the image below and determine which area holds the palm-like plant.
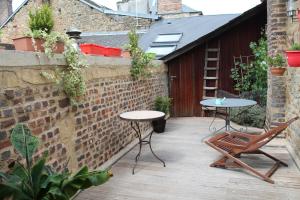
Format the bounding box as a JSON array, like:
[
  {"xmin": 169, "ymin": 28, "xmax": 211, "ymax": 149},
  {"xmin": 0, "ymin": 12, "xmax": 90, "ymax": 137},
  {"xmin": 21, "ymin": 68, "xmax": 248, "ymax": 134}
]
[{"xmin": 0, "ymin": 124, "xmax": 112, "ymax": 200}]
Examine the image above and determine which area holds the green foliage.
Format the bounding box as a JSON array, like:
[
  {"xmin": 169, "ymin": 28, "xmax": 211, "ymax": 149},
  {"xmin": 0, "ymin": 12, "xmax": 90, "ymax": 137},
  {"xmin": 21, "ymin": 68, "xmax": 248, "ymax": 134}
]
[
  {"xmin": 267, "ymin": 54, "xmax": 286, "ymax": 68},
  {"xmin": 29, "ymin": 4, "xmax": 54, "ymax": 34},
  {"xmin": 0, "ymin": 124, "xmax": 112, "ymax": 200},
  {"xmin": 154, "ymin": 96, "xmax": 172, "ymax": 115},
  {"xmin": 289, "ymin": 43, "xmax": 300, "ymax": 50},
  {"xmin": 126, "ymin": 29, "xmax": 155, "ymax": 79},
  {"xmin": 10, "ymin": 124, "xmax": 39, "ymax": 163},
  {"xmin": 231, "ymin": 36, "xmax": 268, "ymax": 96},
  {"xmin": 40, "ymin": 31, "xmax": 88, "ymax": 105},
  {"xmin": 230, "ymin": 104, "xmax": 266, "ymax": 128}
]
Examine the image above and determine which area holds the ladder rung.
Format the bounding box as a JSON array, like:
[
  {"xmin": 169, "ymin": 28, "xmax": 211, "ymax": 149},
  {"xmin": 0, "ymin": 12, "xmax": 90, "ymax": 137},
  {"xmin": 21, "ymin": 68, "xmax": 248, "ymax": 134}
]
[
  {"xmin": 204, "ymin": 87, "xmax": 218, "ymax": 90},
  {"xmin": 204, "ymin": 77, "xmax": 218, "ymax": 80},
  {"xmin": 204, "ymin": 67, "xmax": 218, "ymax": 70},
  {"xmin": 207, "ymin": 48, "xmax": 219, "ymax": 52},
  {"xmin": 206, "ymin": 58, "xmax": 219, "ymax": 61}
]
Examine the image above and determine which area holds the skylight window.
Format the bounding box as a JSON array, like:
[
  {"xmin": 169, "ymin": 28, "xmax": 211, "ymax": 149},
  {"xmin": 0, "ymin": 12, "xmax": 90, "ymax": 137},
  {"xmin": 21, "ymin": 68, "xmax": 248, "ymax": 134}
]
[
  {"xmin": 154, "ymin": 33, "xmax": 182, "ymax": 43},
  {"xmin": 146, "ymin": 45, "xmax": 177, "ymax": 57}
]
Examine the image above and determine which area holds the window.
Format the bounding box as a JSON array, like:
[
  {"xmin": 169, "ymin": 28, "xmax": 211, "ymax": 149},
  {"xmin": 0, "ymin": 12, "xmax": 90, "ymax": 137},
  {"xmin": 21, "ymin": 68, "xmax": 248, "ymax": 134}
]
[
  {"xmin": 154, "ymin": 33, "xmax": 182, "ymax": 43},
  {"xmin": 146, "ymin": 45, "xmax": 177, "ymax": 56}
]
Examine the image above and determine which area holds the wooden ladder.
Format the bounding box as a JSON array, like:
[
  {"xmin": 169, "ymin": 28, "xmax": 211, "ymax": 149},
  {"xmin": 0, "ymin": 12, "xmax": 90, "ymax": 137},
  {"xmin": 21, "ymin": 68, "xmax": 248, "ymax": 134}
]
[
  {"xmin": 202, "ymin": 41, "xmax": 220, "ymax": 115},
  {"xmin": 202, "ymin": 41, "xmax": 220, "ymax": 100}
]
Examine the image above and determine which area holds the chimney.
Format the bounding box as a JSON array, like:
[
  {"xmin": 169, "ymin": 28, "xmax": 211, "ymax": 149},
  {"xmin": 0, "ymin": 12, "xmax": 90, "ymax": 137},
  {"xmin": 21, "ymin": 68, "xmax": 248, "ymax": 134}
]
[
  {"xmin": 0, "ymin": 0, "xmax": 13, "ymax": 25},
  {"xmin": 158, "ymin": 0, "xmax": 182, "ymax": 14}
]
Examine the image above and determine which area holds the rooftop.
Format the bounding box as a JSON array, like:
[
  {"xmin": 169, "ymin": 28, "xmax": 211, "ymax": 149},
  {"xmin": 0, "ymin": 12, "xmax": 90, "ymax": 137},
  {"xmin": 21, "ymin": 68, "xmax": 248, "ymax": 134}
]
[{"xmin": 75, "ymin": 117, "xmax": 300, "ymax": 200}]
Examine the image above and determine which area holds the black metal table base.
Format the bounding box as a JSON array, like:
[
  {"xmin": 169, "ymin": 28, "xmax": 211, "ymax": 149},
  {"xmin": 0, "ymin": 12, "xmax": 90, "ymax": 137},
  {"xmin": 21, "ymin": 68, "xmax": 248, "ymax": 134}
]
[{"xmin": 131, "ymin": 121, "xmax": 166, "ymax": 174}]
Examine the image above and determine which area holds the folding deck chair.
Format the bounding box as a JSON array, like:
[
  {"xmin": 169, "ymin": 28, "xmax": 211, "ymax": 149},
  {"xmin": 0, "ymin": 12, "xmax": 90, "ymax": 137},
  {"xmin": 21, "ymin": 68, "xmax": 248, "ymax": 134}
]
[{"xmin": 205, "ymin": 116, "xmax": 299, "ymax": 184}]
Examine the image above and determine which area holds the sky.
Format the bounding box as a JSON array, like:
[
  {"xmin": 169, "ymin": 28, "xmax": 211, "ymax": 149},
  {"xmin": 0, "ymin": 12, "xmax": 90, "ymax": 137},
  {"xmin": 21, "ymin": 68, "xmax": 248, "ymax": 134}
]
[{"xmin": 12, "ymin": 0, "xmax": 262, "ymax": 15}]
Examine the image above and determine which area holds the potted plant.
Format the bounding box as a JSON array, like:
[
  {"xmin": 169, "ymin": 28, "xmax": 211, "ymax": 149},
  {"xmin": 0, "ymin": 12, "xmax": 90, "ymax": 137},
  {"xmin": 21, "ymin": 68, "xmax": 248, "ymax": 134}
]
[
  {"xmin": 267, "ymin": 54, "xmax": 286, "ymax": 76},
  {"xmin": 152, "ymin": 96, "xmax": 172, "ymax": 133},
  {"xmin": 0, "ymin": 124, "xmax": 112, "ymax": 200},
  {"xmin": 13, "ymin": 4, "xmax": 63, "ymax": 53},
  {"xmin": 286, "ymin": 43, "xmax": 300, "ymax": 67}
]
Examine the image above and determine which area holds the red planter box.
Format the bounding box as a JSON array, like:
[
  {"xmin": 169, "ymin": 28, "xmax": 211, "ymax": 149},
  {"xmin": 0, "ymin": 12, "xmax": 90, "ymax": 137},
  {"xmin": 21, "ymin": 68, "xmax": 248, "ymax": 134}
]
[
  {"xmin": 80, "ymin": 43, "xmax": 106, "ymax": 56},
  {"xmin": 286, "ymin": 50, "xmax": 300, "ymax": 67},
  {"xmin": 106, "ymin": 47, "xmax": 121, "ymax": 57},
  {"xmin": 80, "ymin": 44, "xmax": 121, "ymax": 57}
]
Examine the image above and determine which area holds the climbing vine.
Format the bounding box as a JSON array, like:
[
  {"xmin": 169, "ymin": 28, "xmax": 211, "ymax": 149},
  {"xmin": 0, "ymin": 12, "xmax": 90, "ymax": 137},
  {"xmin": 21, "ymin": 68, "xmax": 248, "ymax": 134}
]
[
  {"xmin": 40, "ymin": 31, "xmax": 88, "ymax": 105},
  {"xmin": 126, "ymin": 29, "xmax": 155, "ymax": 79}
]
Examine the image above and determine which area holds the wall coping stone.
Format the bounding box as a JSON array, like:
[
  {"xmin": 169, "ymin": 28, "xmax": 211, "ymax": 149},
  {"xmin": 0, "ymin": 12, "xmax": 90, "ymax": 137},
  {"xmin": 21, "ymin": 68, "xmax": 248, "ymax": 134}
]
[{"xmin": 0, "ymin": 51, "xmax": 167, "ymax": 87}]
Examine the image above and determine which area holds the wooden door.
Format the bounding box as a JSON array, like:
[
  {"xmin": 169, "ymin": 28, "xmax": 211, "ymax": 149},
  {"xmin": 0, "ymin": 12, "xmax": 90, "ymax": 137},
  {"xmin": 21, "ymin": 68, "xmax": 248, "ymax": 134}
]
[{"xmin": 168, "ymin": 54, "xmax": 195, "ymax": 117}]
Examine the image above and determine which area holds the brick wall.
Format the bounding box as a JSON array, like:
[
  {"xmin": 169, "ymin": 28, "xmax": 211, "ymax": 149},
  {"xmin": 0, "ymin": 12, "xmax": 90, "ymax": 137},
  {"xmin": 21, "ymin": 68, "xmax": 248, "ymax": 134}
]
[
  {"xmin": 158, "ymin": 0, "xmax": 182, "ymax": 14},
  {"xmin": 0, "ymin": 51, "xmax": 168, "ymax": 172},
  {"xmin": 0, "ymin": 0, "xmax": 152, "ymax": 44}
]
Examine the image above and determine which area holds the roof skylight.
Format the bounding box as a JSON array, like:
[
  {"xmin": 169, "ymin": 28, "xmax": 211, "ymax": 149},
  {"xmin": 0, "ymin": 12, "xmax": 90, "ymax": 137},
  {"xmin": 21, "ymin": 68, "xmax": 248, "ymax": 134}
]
[{"xmin": 154, "ymin": 33, "xmax": 183, "ymax": 43}]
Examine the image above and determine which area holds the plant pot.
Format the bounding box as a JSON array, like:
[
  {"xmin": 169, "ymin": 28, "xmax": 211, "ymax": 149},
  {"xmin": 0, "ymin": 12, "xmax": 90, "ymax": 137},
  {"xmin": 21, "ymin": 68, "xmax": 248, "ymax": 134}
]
[
  {"xmin": 286, "ymin": 50, "xmax": 300, "ymax": 67},
  {"xmin": 122, "ymin": 50, "xmax": 131, "ymax": 58},
  {"xmin": 152, "ymin": 118, "xmax": 166, "ymax": 133},
  {"xmin": 13, "ymin": 36, "xmax": 64, "ymax": 53},
  {"xmin": 270, "ymin": 67, "xmax": 286, "ymax": 76}
]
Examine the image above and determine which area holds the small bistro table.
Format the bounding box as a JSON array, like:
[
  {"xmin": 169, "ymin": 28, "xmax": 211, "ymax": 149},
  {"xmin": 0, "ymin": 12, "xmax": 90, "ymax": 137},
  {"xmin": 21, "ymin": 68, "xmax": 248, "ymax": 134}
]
[
  {"xmin": 119, "ymin": 110, "xmax": 166, "ymax": 174},
  {"xmin": 200, "ymin": 98, "xmax": 257, "ymax": 133}
]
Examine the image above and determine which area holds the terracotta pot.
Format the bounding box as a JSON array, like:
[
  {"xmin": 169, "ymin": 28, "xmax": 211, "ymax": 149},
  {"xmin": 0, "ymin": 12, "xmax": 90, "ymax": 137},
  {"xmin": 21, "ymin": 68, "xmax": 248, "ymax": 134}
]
[
  {"xmin": 286, "ymin": 50, "xmax": 300, "ymax": 67},
  {"xmin": 13, "ymin": 36, "xmax": 64, "ymax": 53},
  {"xmin": 122, "ymin": 50, "xmax": 131, "ymax": 58},
  {"xmin": 270, "ymin": 67, "xmax": 286, "ymax": 76}
]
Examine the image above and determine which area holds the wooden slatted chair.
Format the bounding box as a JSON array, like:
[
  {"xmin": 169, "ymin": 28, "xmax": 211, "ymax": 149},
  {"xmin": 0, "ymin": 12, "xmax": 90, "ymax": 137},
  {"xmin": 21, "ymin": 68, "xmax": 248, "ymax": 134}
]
[{"xmin": 205, "ymin": 116, "xmax": 299, "ymax": 184}]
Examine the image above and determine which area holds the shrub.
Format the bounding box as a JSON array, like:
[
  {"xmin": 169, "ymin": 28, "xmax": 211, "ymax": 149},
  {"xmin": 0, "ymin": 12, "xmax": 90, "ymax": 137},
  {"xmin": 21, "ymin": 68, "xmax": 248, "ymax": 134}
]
[
  {"xmin": 267, "ymin": 54, "xmax": 285, "ymax": 68},
  {"xmin": 154, "ymin": 96, "xmax": 172, "ymax": 115},
  {"xmin": 230, "ymin": 104, "xmax": 266, "ymax": 128},
  {"xmin": 289, "ymin": 43, "xmax": 300, "ymax": 50},
  {"xmin": 29, "ymin": 4, "xmax": 54, "ymax": 34}
]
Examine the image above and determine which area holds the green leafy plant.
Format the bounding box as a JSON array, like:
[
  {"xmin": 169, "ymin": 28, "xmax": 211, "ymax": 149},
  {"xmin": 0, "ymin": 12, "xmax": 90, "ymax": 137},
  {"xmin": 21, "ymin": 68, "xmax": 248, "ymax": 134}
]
[
  {"xmin": 0, "ymin": 124, "xmax": 112, "ymax": 200},
  {"xmin": 40, "ymin": 31, "xmax": 88, "ymax": 105},
  {"xmin": 231, "ymin": 36, "xmax": 268, "ymax": 97},
  {"xmin": 289, "ymin": 43, "xmax": 300, "ymax": 50},
  {"xmin": 267, "ymin": 54, "xmax": 286, "ymax": 68},
  {"xmin": 126, "ymin": 29, "xmax": 155, "ymax": 79},
  {"xmin": 154, "ymin": 96, "xmax": 172, "ymax": 115},
  {"xmin": 29, "ymin": 4, "xmax": 54, "ymax": 34}
]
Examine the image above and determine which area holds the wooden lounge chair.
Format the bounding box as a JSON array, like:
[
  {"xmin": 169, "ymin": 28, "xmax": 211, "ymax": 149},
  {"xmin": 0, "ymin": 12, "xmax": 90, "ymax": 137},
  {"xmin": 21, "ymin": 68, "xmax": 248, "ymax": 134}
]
[{"xmin": 205, "ymin": 116, "xmax": 299, "ymax": 184}]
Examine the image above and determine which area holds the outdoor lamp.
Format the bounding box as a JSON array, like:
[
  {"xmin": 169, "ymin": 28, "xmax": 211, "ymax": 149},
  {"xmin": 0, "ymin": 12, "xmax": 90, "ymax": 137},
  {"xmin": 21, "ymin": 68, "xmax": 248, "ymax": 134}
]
[{"xmin": 287, "ymin": 0, "xmax": 298, "ymax": 21}]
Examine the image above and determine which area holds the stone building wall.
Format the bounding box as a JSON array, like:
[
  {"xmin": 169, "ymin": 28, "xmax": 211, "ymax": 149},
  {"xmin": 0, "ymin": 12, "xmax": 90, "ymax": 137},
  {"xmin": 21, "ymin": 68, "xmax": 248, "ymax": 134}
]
[
  {"xmin": 267, "ymin": 0, "xmax": 300, "ymax": 166},
  {"xmin": 0, "ymin": 0, "xmax": 152, "ymax": 44},
  {"xmin": 0, "ymin": 51, "xmax": 168, "ymax": 172},
  {"xmin": 0, "ymin": 0, "xmax": 12, "ymax": 26},
  {"xmin": 266, "ymin": 0, "xmax": 288, "ymax": 126}
]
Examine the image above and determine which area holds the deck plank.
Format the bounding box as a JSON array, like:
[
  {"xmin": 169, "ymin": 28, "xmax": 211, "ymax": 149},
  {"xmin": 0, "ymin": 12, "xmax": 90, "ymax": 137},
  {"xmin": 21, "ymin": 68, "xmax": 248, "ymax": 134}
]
[{"xmin": 76, "ymin": 117, "xmax": 300, "ymax": 200}]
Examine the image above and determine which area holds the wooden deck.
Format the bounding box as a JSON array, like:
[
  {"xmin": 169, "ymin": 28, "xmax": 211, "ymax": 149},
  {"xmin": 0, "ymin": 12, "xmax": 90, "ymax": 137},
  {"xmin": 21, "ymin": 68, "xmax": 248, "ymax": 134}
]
[{"xmin": 76, "ymin": 117, "xmax": 300, "ymax": 200}]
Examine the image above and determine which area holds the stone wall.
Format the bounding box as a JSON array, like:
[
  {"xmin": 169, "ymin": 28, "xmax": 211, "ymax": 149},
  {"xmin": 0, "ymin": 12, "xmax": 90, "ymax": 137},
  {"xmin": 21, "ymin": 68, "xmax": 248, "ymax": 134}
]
[
  {"xmin": 0, "ymin": 0, "xmax": 152, "ymax": 44},
  {"xmin": 266, "ymin": 0, "xmax": 288, "ymax": 126},
  {"xmin": 0, "ymin": 51, "xmax": 168, "ymax": 172},
  {"xmin": 267, "ymin": 0, "xmax": 300, "ymax": 166},
  {"xmin": 0, "ymin": 0, "xmax": 12, "ymax": 26}
]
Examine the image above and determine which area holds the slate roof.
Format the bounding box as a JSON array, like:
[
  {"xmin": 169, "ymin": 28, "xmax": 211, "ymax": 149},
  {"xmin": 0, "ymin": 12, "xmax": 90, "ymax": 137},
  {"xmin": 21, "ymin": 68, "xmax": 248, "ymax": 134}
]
[
  {"xmin": 79, "ymin": 30, "xmax": 146, "ymax": 48},
  {"xmin": 139, "ymin": 2, "xmax": 265, "ymax": 61},
  {"xmin": 139, "ymin": 14, "xmax": 239, "ymax": 53}
]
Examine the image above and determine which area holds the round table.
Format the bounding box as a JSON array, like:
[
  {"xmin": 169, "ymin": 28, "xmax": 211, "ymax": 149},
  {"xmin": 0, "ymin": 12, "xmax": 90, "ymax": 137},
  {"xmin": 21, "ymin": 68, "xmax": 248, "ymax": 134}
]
[
  {"xmin": 200, "ymin": 98, "xmax": 257, "ymax": 132},
  {"xmin": 120, "ymin": 110, "xmax": 166, "ymax": 174}
]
